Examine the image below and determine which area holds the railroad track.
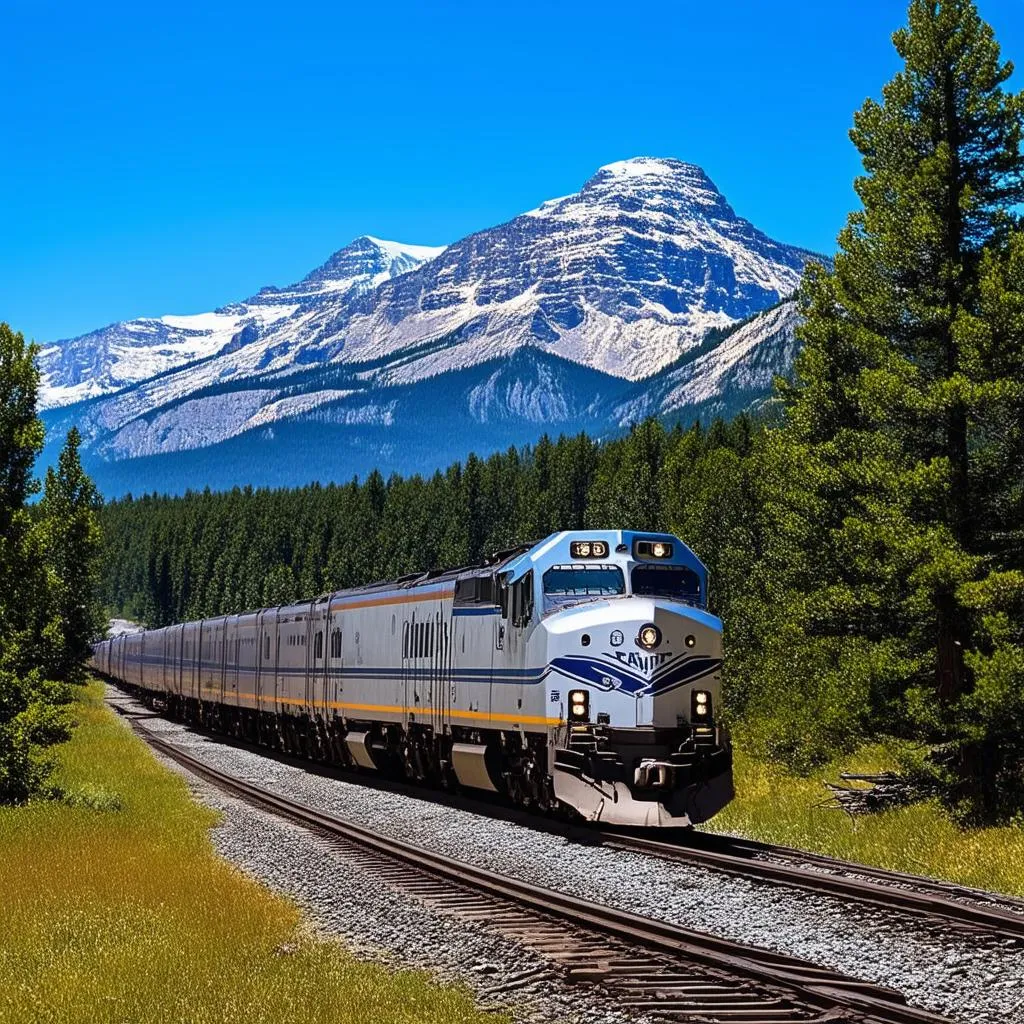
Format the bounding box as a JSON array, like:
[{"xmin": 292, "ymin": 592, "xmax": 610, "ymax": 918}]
[
  {"xmin": 598, "ymin": 829, "xmax": 1024, "ymax": 945},
  {"xmin": 126, "ymin": 715, "xmax": 955, "ymax": 1024}
]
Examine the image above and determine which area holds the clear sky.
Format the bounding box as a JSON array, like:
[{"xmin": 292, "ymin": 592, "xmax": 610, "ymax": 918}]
[{"xmin": 3, "ymin": 0, "xmax": 1022, "ymax": 342}]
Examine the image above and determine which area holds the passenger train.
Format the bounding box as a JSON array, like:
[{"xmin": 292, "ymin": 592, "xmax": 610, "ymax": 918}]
[{"xmin": 91, "ymin": 531, "xmax": 734, "ymax": 827}]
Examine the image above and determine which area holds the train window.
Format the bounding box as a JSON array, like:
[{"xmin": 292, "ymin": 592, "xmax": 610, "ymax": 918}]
[
  {"xmin": 631, "ymin": 565, "xmax": 703, "ymax": 607},
  {"xmin": 543, "ymin": 565, "xmax": 625, "ymax": 612},
  {"xmin": 544, "ymin": 565, "xmax": 625, "ymax": 596},
  {"xmin": 330, "ymin": 629, "xmax": 342, "ymax": 658},
  {"xmin": 403, "ymin": 622, "xmax": 409, "ymax": 658},
  {"xmin": 454, "ymin": 575, "xmax": 498, "ymax": 607},
  {"xmin": 264, "ymin": 635, "xmax": 270, "ymax": 660},
  {"xmin": 314, "ymin": 631, "xmax": 323, "ymax": 659},
  {"xmin": 427, "ymin": 621, "xmax": 434, "ymax": 656},
  {"xmin": 511, "ymin": 571, "xmax": 535, "ymax": 628}
]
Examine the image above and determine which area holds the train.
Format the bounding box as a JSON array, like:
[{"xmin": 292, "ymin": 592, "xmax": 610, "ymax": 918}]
[{"xmin": 91, "ymin": 530, "xmax": 734, "ymax": 827}]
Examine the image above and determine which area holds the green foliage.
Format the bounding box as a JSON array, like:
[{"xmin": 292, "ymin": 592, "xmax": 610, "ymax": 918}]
[
  {"xmin": 0, "ymin": 669, "xmax": 72, "ymax": 804},
  {"xmin": 0, "ymin": 323, "xmax": 45, "ymax": 659},
  {"xmin": 0, "ymin": 325, "xmax": 103, "ymax": 803}
]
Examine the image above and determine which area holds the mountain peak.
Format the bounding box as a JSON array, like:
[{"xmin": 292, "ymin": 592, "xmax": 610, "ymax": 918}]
[
  {"xmin": 593, "ymin": 156, "xmax": 712, "ymax": 182},
  {"xmin": 361, "ymin": 236, "xmax": 447, "ymax": 264},
  {"xmin": 291, "ymin": 235, "xmax": 442, "ymax": 293}
]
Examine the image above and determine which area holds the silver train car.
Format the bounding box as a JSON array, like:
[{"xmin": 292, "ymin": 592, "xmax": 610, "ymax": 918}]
[{"xmin": 91, "ymin": 531, "xmax": 733, "ymax": 826}]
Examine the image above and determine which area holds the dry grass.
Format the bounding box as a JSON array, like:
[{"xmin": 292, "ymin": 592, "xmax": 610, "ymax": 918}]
[
  {"xmin": 712, "ymin": 742, "xmax": 1024, "ymax": 897},
  {"xmin": 0, "ymin": 681, "xmax": 507, "ymax": 1024}
]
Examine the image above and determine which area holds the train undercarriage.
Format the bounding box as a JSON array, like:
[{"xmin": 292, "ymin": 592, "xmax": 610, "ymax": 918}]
[
  {"xmin": 114, "ymin": 679, "xmax": 731, "ymax": 826},
  {"xmin": 124, "ymin": 682, "xmax": 559, "ymax": 813}
]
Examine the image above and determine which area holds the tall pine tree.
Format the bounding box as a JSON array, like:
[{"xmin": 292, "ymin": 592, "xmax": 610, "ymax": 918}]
[
  {"xmin": 38, "ymin": 427, "xmax": 106, "ymax": 685},
  {"xmin": 759, "ymin": 0, "xmax": 1024, "ymax": 816}
]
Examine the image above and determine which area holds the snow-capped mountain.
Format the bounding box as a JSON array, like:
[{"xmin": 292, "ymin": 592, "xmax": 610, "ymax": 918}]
[
  {"xmin": 323, "ymin": 158, "xmax": 814, "ymax": 385},
  {"xmin": 39, "ymin": 158, "xmax": 824, "ymax": 494},
  {"xmin": 36, "ymin": 236, "xmax": 445, "ymax": 409}
]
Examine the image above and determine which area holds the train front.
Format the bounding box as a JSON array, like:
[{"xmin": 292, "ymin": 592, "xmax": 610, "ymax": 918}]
[{"xmin": 527, "ymin": 532, "xmax": 734, "ymax": 827}]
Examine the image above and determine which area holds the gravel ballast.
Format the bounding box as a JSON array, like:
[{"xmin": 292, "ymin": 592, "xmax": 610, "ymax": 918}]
[{"xmin": 111, "ymin": 690, "xmax": 1024, "ymax": 1024}]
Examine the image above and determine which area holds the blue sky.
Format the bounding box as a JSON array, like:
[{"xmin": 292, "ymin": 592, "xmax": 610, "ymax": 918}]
[{"xmin": 3, "ymin": 0, "xmax": 1022, "ymax": 342}]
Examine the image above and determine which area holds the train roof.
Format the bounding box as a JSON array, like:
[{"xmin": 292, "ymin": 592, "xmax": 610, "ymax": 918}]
[{"xmin": 98, "ymin": 531, "xmax": 707, "ymax": 634}]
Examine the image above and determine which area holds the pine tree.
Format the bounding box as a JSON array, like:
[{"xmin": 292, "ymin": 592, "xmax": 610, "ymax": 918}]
[
  {"xmin": 0, "ymin": 325, "xmax": 75, "ymax": 802},
  {"xmin": 761, "ymin": 0, "xmax": 1024, "ymax": 814},
  {"xmin": 0, "ymin": 323, "xmax": 45, "ymax": 651},
  {"xmin": 37, "ymin": 428, "xmax": 105, "ymax": 684}
]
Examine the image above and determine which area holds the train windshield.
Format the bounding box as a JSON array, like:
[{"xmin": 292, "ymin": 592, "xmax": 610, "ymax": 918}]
[
  {"xmin": 631, "ymin": 565, "xmax": 703, "ymax": 606},
  {"xmin": 543, "ymin": 565, "xmax": 625, "ymax": 611}
]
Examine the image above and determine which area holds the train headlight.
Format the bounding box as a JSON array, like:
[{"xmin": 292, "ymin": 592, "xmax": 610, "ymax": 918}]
[
  {"xmin": 568, "ymin": 689, "xmax": 590, "ymax": 722},
  {"xmin": 637, "ymin": 624, "xmax": 661, "ymax": 650},
  {"xmin": 634, "ymin": 539, "xmax": 674, "ymax": 560},
  {"xmin": 692, "ymin": 690, "xmax": 712, "ymax": 718},
  {"xmin": 570, "ymin": 540, "xmax": 609, "ymax": 559},
  {"xmin": 685, "ymin": 634, "xmax": 697, "ymax": 648}
]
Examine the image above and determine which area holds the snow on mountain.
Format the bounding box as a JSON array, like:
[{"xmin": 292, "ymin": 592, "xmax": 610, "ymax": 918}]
[{"xmin": 36, "ymin": 236, "xmax": 444, "ymax": 409}]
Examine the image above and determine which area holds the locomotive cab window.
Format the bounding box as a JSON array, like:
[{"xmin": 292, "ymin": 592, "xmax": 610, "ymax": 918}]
[
  {"xmin": 543, "ymin": 565, "xmax": 624, "ymax": 612},
  {"xmin": 631, "ymin": 564, "xmax": 703, "ymax": 607}
]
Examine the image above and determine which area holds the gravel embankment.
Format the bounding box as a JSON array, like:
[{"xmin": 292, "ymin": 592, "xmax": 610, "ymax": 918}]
[
  {"xmin": 193, "ymin": 779, "xmax": 648, "ymax": 1024},
  {"xmin": 111, "ymin": 690, "xmax": 1024, "ymax": 1024}
]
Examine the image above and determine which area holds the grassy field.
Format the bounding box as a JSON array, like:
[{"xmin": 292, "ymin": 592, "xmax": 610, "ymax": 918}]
[
  {"xmin": 0, "ymin": 681, "xmax": 506, "ymax": 1024},
  {"xmin": 713, "ymin": 742, "xmax": 1024, "ymax": 897}
]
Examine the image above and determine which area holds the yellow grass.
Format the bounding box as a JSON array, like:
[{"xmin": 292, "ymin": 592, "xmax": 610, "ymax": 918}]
[
  {"xmin": 0, "ymin": 681, "xmax": 507, "ymax": 1024},
  {"xmin": 711, "ymin": 741, "xmax": 1024, "ymax": 897}
]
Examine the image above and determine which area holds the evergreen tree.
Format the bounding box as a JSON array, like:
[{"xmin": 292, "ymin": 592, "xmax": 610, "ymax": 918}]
[
  {"xmin": 0, "ymin": 323, "xmax": 45, "ymax": 651},
  {"xmin": 759, "ymin": 0, "xmax": 1024, "ymax": 815},
  {"xmin": 0, "ymin": 325, "xmax": 76, "ymax": 802},
  {"xmin": 37, "ymin": 428, "xmax": 105, "ymax": 684}
]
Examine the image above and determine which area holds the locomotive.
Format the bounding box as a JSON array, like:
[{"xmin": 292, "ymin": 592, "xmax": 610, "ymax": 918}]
[{"xmin": 91, "ymin": 531, "xmax": 734, "ymax": 827}]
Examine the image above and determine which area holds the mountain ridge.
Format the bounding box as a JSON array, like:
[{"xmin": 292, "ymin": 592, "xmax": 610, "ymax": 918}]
[{"xmin": 38, "ymin": 157, "xmax": 822, "ymax": 494}]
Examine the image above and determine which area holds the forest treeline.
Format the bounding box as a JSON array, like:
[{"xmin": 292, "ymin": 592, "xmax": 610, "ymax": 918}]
[
  {"xmin": 0, "ymin": 324, "xmax": 105, "ymax": 803},
  {"xmin": 101, "ymin": 0, "xmax": 1024, "ymax": 822}
]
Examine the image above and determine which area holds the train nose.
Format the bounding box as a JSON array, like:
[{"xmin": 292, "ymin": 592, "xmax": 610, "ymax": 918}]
[{"xmin": 627, "ymin": 600, "xmax": 721, "ymax": 728}]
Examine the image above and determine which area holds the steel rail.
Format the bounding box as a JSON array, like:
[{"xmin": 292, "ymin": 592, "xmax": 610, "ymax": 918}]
[
  {"xmin": 128, "ymin": 718, "xmax": 954, "ymax": 1024},
  {"xmin": 596, "ymin": 829, "xmax": 1024, "ymax": 943}
]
